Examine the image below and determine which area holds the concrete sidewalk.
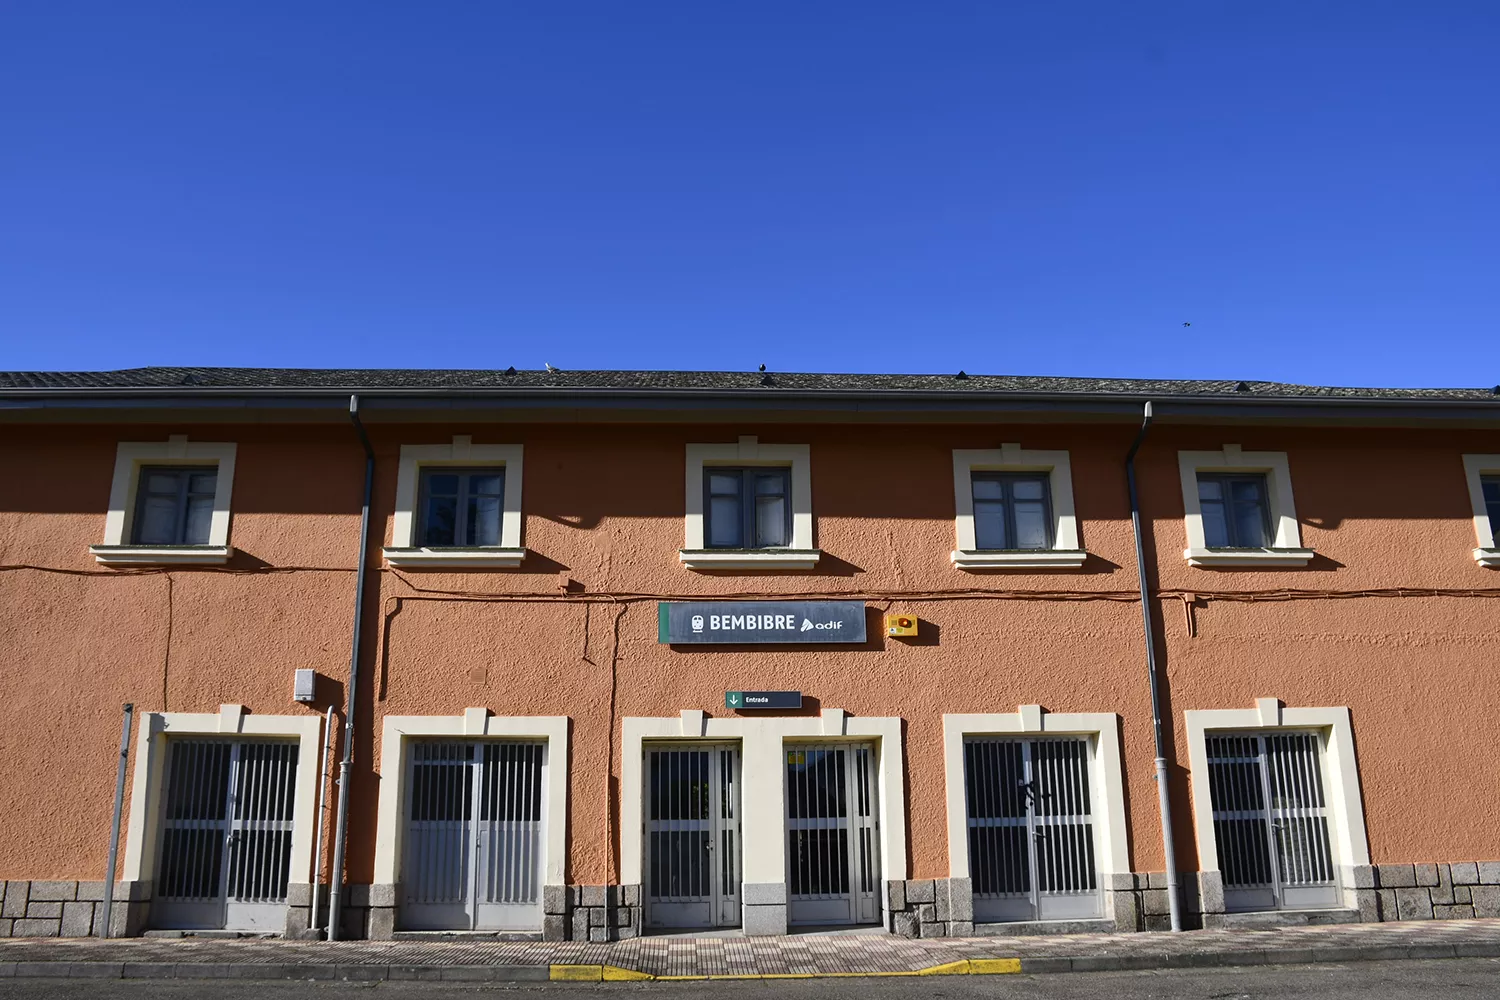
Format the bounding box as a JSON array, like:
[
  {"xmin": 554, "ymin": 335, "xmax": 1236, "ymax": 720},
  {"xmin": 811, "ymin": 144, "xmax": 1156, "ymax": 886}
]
[{"xmin": 2, "ymin": 919, "xmax": 1500, "ymax": 982}]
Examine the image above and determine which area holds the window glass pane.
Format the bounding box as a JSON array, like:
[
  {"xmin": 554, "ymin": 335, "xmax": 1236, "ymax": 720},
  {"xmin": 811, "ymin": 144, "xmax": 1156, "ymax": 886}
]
[
  {"xmin": 187, "ymin": 472, "xmax": 217, "ymax": 495},
  {"xmin": 1483, "ymin": 478, "xmax": 1500, "ymax": 505},
  {"xmin": 1200, "ymin": 500, "xmax": 1229, "ymax": 547},
  {"xmin": 146, "ymin": 472, "xmax": 182, "ymax": 494},
  {"xmin": 184, "ymin": 496, "xmax": 214, "ymax": 544},
  {"xmin": 469, "ymin": 473, "xmax": 503, "ymax": 496},
  {"xmin": 971, "ymin": 478, "xmax": 1004, "ymax": 500},
  {"xmin": 426, "ymin": 473, "xmax": 459, "ymax": 496},
  {"xmin": 137, "ymin": 496, "xmax": 180, "ymax": 544},
  {"xmin": 468, "ymin": 495, "xmax": 501, "ymax": 546},
  {"xmin": 754, "ymin": 471, "xmax": 787, "ymax": 496},
  {"xmin": 708, "ymin": 496, "xmax": 741, "ymax": 547},
  {"xmin": 755, "ymin": 496, "xmax": 787, "ymax": 546},
  {"xmin": 422, "ymin": 496, "xmax": 457, "ymax": 546},
  {"xmin": 1229, "ymin": 478, "xmax": 1264, "ymax": 506},
  {"xmin": 1011, "ymin": 477, "xmax": 1045, "ymax": 501},
  {"xmin": 1014, "ymin": 502, "xmax": 1049, "ymax": 549},
  {"xmin": 973, "ymin": 503, "xmax": 1008, "ymax": 549},
  {"xmin": 708, "ymin": 473, "xmax": 741, "ymax": 496},
  {"xmin": 1197, "ymin": 477, "xmax": 1223, "ymax": 502},
  {"xmin": 1232, "ymin": 496, "xmax": 1269, "ymax": 547}
]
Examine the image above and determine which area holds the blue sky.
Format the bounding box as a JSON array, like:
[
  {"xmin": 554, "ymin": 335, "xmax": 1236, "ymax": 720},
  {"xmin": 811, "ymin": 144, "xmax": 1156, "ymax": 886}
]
[{"xmin": 1, "ymin": 3, "xmax": 1495, "ymax": 386}]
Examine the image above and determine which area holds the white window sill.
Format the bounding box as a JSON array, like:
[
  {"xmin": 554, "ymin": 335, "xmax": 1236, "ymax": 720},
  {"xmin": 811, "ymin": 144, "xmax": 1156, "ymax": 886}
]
[
  {"xmin": 952, "ymin": 549, "xmax": 1088, "ymax": 569},
  {"xmin": 90, "ymin": 544, "xmax": 233, "ymax": 566},
  {"xmin": 382, "ymin": 546, "xmax": 527, "ymax": 569},
  {"xmin": 679, "ymin": 548, "xmax": 822, "ymax": 570},
  {"xmin": 1185, "ymin": 547, "xmax": 1315, "ymax": 568},
  {"xmin": 1474, "ymin": 548, "xmax": 1500, "ymax": 568}
]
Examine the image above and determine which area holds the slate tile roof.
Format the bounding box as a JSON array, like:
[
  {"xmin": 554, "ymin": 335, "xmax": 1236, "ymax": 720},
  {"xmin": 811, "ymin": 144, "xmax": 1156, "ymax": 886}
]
[{"xmin": 0, "ymin": 367, "xmax": 1494, "ymax": 401}]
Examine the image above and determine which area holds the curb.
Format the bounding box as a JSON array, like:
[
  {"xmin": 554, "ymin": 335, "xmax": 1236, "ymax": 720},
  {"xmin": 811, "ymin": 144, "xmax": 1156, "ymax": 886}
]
[{"xmin": 0, "ymin": 944, "xmax": 1498, "ymax": 982}]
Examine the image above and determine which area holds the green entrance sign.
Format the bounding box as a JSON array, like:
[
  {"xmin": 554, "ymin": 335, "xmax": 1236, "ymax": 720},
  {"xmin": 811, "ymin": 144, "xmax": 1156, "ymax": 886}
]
[{"xmin": 725, "ymin": 691, "xmax": 802, "ymax": 710}]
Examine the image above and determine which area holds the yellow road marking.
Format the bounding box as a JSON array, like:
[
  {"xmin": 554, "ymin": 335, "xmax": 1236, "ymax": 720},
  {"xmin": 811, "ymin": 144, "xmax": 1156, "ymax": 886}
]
[{"xmin": 553, "ymin": 957, "xmax": 1022, "ymax": 982}]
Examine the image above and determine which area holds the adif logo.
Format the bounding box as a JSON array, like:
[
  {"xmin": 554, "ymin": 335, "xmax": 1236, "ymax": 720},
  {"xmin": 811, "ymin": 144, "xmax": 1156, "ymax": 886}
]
[
  {"xmin": 801, "ymin": 618, "xmax": 844, "ymax": 631},
  {"xmin": 691, "ymin": 615, "xmax": 705, "ymax": 633},
  {"xmin": 799, "ymin": 618, "xmax": 814, "ymax": 632}
]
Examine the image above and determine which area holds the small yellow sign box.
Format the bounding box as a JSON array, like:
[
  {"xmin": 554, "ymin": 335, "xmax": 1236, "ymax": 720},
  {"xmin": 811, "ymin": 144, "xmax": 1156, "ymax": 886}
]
[{"xmin": 885, "ymin": 614, "xmax": 918, "ymax": 637}]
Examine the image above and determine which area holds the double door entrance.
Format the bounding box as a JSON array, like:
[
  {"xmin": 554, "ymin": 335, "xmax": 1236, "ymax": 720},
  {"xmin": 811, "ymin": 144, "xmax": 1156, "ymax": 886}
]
[
  {"xmin": 154, "ymin": 739, "xmax": 300, "ymax": 931},
  {"xmin": 401, "ymin": 740, "xmax": 545, "ymax": 931},
  {"xmin": 964, "ymin": 737, "xmax": 1101, "ymax": 922},
  {"xmin": 1206, "ymin": 731, "xmax": 1340, "ymax": 911},
  {"xmin": 643, "ymin": 741, "xmax": 882, "ymax": 930}
]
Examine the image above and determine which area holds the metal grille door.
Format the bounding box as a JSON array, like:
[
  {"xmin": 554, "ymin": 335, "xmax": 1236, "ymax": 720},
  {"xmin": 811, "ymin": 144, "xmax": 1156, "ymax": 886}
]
[
  {"xmin": 155, "ymin": 739, "xmax": 299, "ymax": 930},
  {"xmin": 786, "ymin": 743, "xmax": 880, "ymax": 926},
  {"xmin": 645, "ymin": 744, "xmax": 741, "ymax": 928},
  {"xmin": 402, "ymin": 740, "xmax": 544, "ymax": 930},
  {"xmin": 1207, "ymin": 732, "xmax": 1339, "ymax": 912},
  {"xmin": 965, "ymin": 737, "xmax": 1100, "ymax": 922}
]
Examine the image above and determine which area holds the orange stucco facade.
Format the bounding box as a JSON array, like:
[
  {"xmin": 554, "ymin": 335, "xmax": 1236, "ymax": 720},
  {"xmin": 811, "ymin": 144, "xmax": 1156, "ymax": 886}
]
[{"xmin": 2, "ymin": 395, "xmax": 1498, "ymax": 938}]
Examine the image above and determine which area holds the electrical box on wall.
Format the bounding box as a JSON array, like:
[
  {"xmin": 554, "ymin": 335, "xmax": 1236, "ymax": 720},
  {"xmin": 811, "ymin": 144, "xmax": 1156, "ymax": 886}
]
[
  {"xmin": 293, "ymin": 669, "xmax": 317, "ymax": 703},
  {"xmin": 885, "ymin": 614, "xmax": 918, "ymax": 637}
]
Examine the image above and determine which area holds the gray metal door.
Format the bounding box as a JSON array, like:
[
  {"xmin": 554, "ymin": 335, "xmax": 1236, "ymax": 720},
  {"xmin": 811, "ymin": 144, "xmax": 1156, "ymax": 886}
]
[
  {"xmin": 154, "ymin": 739, "xmax": 299, "ymax": 931},
  {"xmin": 965, "ymin": 737, "xmax": 1100, "ymax": 923},
  {"xmin": 644, "ymin": 744, "xmax": 741, "ymax": 928},
  {"xmin": 1207, "ymin": 732, "xmax": 1339, "ymax": 911},
  {"xmin": 402, "ymin": 740, "xmax": 544, "ymax": 931},
  {"xmin": 786, "ymin": 743, "xmax": 880, "ymax": 926}
]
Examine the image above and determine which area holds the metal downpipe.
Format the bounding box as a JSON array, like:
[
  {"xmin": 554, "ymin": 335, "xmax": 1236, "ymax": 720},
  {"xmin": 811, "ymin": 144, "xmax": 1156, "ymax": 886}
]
[
  {"xmin": 1125, "ymin": 401, "xmax": 1183, "ymax": 932},
  {"xmin": 328, "ymin": 394, "xmax": 375, "ymax": 940}
]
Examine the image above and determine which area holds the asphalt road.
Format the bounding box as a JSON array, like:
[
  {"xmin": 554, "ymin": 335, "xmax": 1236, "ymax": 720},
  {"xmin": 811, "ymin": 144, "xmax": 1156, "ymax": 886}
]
[{"xmin": 3, "ymin": 960, "xmax": 1500, "ymax": 999}]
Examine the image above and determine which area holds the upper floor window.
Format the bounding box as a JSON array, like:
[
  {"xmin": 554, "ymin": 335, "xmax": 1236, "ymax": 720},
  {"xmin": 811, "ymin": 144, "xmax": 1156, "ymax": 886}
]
[
  {"xmin": 950, "ymin": 446, "xmax": 1085, "ymax": 569},
  {"xmin": 419, "ymin": 468, "xmax": 505, "ymax": 547},
  {"xmin": 681, "ymin": 437, "xmax": 818, "ymax": 570},
  {"xmin": 133, "ymin": 467, "xmax": 218, "ymax": 545},
  {"xmin": 971, "ymin": 473, "xmax": 1053, "ymax": 550},
  {"xmin": 383, "ymin": 436, "xmax": 525, "ymax": 568},
  {"xmin": 1196, "ymin": 473, "xmax": 1271, "ymax": 549},
  {"xmin": 1177, "ymin": 445, "xmax": 1312, "ymax": 568},
  {"xmin": 706, "ymin": 467, "xmax": 790, "ymax": 548},
  {"xmin": 1483, "ymin": 476, "xmax": 1500, "ymax": 531},
  {"xmin": 1461, "ymin": 455, "xmax": 1500, "ymax": 568},
  {"xmin": 91, "ymin": 437, "xmax": 238, "ymax": 565}
]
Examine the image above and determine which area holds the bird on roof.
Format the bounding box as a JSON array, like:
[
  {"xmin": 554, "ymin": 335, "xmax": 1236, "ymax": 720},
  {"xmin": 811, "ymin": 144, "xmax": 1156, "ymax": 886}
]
[
  {"xmin": 544, "ymin": 362, "xmax": 561, "ymax": 372},
  {"xmin": 759, "ymin": 364, "xmax": 766, "ymax": 372}
]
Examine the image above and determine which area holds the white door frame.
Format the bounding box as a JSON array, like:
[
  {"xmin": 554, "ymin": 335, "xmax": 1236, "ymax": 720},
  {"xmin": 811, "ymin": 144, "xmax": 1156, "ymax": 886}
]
[
  {"xmin": 123, "ymin": 705, "xmax": 323, "ymax": 929},
  {"xmin": 374, "ymin": 710, "xmax": 569, "ymax": 931},
  {"xmin": 623, "ymin": 710, "xmax": 905, "ymax": 935}
]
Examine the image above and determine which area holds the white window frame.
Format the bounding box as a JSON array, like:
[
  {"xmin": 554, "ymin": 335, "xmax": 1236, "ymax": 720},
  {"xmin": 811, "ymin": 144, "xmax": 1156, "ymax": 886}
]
[
  {"xmin": 121, "ymin": 705, "xmax": 324, "ymax": 899},
  {"xmin": 1178, "ymin": 445, "xmax": 1313, "ymax": 567},
  {"xmin": 1462, "ymin": 454, "xmax": 1500, "ymax": 568},
  {"xmin": 681, "ymin": 437, "xmax": 818, "ymax": 570},
  {"xmin": 941, "ymin": 707, "xmax": 1129, "ymax": 888},
  {"xmin": 621, "ymin": 709, "xmax": 904, "ymax": 935},
  {"xmin": 383, "ymin": 436, "xmax": 525, "ymax": 568},
  {"xmin": 951, "ymin": 445, "xmax": 1086, "ymax": 569},
  {"xmin": 91, "ymin": 436, "xmax": 237, "ymax": 565},
  {"xmin": 373, "ymin": 710, "xmax": 569, "ymax": 894},
  {"xmin": 1184, "ymin": 699, "xmax": 1370, "ymax": 909}
]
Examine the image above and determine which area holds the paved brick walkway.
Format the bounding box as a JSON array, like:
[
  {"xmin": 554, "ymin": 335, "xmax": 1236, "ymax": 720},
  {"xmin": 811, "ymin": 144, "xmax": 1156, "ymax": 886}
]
[{"xmin": 2, "ymin": 919, "xmax": 1500, "ymax": 979}]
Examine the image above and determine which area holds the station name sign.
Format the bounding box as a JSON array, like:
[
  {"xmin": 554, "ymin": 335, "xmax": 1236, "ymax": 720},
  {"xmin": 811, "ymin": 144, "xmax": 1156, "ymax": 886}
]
[{"xmin": 658, "ymin": 601, "xmax": 867, "ymax": 644}]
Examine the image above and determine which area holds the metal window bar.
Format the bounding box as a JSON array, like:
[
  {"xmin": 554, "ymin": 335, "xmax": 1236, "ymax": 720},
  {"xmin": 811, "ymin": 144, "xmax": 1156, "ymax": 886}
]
[
  {"xmin": 1206, "ymin": 732, "xmax": 1336, "ymax": 902},
  {"xmin": 966, "ymin": 737, "xmax": 1096, "ymax": 914}
]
